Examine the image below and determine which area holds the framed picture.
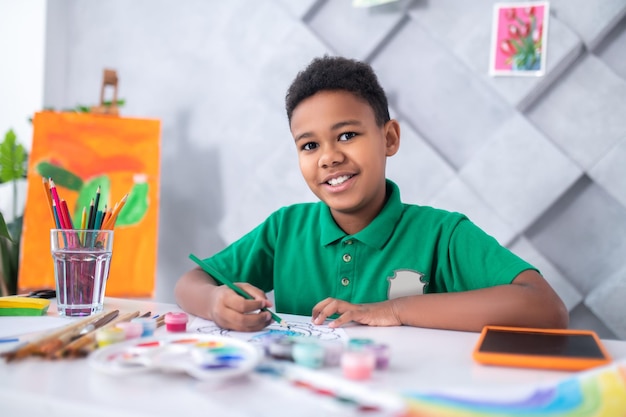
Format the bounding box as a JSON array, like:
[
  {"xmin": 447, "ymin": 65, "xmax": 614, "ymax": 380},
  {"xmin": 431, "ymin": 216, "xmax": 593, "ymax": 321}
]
[
  {"xmin": 489, "ymin": 2, "xmax": 549, "ymax": 76},
  {"xmin": 19, "ymin": 112, "xmax": 161, "ymax": 297}
]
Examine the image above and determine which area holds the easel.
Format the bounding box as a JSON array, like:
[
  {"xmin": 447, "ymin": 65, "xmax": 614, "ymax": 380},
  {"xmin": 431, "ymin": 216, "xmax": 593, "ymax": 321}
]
[{"xmin": 90, "ymin": 69, "xmax": 120, "ymax": 116}]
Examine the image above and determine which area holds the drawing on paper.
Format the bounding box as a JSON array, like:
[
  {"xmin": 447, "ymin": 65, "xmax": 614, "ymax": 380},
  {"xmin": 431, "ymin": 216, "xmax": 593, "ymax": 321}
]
[{"xmin": 190, "ymin": 314, "xmax": 348, "ymax": 345}]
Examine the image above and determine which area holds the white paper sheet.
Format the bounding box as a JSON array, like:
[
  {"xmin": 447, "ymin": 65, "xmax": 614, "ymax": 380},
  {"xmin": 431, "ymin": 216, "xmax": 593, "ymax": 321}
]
[{"xmin": 188, "ymin": 313, "xmax": 349, "ymax": 344}]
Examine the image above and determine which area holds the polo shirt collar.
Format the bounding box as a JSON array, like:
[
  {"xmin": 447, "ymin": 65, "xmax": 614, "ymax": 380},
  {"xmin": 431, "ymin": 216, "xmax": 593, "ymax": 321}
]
[{"xmin": 319, "ymin": 179, "xmax": 403, "ymax": 249}]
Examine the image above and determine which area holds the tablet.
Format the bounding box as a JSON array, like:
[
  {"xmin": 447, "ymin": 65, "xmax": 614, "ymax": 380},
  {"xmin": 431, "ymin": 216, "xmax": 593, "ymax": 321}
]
[{"xmin": 472, "ymin": 326, "xmax": 612, "ymax": 371}]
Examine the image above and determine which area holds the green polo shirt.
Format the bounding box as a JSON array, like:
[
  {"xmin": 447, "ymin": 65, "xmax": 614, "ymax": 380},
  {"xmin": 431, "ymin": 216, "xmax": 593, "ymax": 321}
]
[{"xmin": 203, "ymin": 180, "xmax": 536, "ymax": 316}]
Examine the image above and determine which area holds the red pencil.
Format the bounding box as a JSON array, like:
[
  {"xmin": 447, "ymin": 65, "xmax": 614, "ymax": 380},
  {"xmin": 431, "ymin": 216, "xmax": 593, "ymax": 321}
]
[
  {"xmin": 60, "ymin": 199, "xmax": 74, "ymax": 229},
  {"xmin": 48, "ymin": 178, "xmax": 64, "ymax": 227}
]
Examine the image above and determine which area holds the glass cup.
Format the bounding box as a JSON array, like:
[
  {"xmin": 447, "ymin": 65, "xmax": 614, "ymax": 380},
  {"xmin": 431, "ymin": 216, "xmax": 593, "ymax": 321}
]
[{"xmin": 50, "ymin": 229, "xmax": 114, "ymax": 317}]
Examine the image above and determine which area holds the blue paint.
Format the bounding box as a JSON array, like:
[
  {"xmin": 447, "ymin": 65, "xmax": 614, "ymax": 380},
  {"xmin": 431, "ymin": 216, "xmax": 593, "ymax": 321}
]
[
  {"xmin": 0, "ymin": 337, "xmax": 19, "ymax": 343},
  {"xmin": 215, "ymin": 354, "xmax": 244, "ymax": 361}
]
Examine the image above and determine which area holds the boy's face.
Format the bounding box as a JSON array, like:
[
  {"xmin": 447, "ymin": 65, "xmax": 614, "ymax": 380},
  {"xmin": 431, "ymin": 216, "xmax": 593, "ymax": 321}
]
[{"xmin": 290, "ymin": 90, "xmax": 399, "ymax": 229}]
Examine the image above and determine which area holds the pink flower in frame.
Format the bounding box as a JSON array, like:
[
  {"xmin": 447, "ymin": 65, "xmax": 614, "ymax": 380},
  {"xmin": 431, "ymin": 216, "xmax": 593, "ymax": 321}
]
[{"xmin": 490, "ymin": 2, "xmax": 549, "ymax": 76}]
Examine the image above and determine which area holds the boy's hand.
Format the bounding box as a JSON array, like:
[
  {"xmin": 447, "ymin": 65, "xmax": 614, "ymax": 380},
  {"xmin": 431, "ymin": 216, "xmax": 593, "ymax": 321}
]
[
  {"xmin": 206, "ymin": 282, "xmax": 273, "ymax": 332},
  {"xmin": 312, "ymin": 298, "xmax": 402, "ymax": 328}
]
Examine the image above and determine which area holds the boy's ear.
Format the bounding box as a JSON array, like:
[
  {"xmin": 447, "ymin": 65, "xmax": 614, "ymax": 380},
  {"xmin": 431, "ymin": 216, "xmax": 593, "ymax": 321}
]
[{"xmin": 384, "ymin": 119, "xmax": 401, "ymax": 157}]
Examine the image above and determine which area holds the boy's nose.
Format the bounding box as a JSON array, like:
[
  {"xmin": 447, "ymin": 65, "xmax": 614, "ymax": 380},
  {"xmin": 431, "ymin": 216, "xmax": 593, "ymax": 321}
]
[{"xmin": 318, "ymin": 144, "xmax": 344, "ymax": 168}]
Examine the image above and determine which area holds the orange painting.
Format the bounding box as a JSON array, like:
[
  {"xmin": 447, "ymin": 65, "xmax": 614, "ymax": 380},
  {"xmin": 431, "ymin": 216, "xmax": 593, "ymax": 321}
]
[{"xmin": 19, "ymin": 112, "xmax": 161, "ymax": 297}]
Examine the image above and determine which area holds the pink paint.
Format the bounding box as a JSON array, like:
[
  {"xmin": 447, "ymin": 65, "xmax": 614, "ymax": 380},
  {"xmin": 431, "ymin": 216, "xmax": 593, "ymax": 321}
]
[
  {"xmin": 164, "ymin": 312, "xmax": 188, "ymax": 332},
  {"xmin": 116, "ymin": 321, "xmax": 143, "ymax": 339},
  {"xmin": 341, "ymin": 349, "xmax": 375, "ymax": 380}
]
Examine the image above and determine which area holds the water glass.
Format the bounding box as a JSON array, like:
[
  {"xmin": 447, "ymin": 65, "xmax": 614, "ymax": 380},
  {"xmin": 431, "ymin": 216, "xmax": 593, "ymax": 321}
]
[{"xmin": 50, "ymin": 229, "xmax": 114, "ymax": 317}]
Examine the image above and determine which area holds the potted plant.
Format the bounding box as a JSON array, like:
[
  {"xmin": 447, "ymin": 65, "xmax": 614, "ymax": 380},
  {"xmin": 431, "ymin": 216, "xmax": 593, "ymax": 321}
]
[{"xmin": 0, "ymin": 129, "xmax": 28, "ymax": 296}]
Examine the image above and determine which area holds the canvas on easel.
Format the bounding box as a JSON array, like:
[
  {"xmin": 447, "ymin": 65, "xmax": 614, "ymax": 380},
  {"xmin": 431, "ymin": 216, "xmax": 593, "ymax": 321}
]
[{"xmin": 19, "ymin": 111, "xmax": 161, "ymax": 297}]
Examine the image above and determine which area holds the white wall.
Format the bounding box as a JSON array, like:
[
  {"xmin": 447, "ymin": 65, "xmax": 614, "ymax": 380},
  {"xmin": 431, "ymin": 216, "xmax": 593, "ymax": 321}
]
[{"xmin": 0, "ymin": 0, "xmax": 46, "ymax": 220}]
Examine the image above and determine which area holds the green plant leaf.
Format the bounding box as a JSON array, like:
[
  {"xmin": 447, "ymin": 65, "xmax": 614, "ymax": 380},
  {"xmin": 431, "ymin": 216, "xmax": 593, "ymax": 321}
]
[
  {"xmin": 0, "ymin": 129, "xmax": 28, "ymax": 183},
  {"xmin": 0, "ymin": 212, "xmax": 11, "ymax": 241},
  {"xmin": 0, "ymin": 215, "xmax": 21, "ymax": 295}
]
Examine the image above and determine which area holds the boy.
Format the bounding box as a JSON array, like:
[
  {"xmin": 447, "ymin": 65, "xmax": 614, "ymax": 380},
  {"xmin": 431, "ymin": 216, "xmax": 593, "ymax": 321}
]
[{"xmin": 175, "ymin": 56, "xmax": 568, "ymax": 333}]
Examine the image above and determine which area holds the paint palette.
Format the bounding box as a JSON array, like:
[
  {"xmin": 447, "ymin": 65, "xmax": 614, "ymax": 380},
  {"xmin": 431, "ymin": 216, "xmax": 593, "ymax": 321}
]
[{"xmin": 88, "ymin": 333, "xmax": 262, "ymax": 380}]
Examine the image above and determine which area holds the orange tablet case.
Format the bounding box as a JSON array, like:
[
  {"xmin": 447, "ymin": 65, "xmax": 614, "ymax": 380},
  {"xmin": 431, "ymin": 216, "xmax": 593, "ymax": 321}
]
[{"xmin": 472, "ymin": 326, "xmax": 612, "ymax": 371}]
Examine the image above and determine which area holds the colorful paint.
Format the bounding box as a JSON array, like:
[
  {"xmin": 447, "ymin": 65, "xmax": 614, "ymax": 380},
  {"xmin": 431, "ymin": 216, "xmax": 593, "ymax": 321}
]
[
  {"xmin": 400, "ymin": 360, "xmax": 626, "ymax": 417},
  {"xmin": 88, "ymin": 333, "xmax": 261, "ymax": 380},
  {"xmin": 164, "ymin": 312, "xmax": 188, "ymax": 332}
]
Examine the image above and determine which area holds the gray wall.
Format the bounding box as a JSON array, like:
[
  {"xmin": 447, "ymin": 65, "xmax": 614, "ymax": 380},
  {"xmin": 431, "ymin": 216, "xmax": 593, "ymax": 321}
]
[{"xmin": 44, "ymin": 0, "xmax": 626, "ymax": 339}]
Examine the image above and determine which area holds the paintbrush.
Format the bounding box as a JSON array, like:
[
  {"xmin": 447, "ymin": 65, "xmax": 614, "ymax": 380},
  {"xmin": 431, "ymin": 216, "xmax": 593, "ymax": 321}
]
[
  {"xmin": 2, "ymin": 312, "xmax": 109, "ymax": 362},
  {"xmin": 155, "ymin": 313, "xmax": 167, "ymax": 328},
  {"xmin": 52, "ymin": 310, "xmax": 120, "ymax": 359},
  {"xmin": 38, "ymin": 310, "xmax": 122, "ymax": 358},
  {"xmin": 67, "ymin": 310, "xmax": 142, "ymax": 358},
  {"xmin": 72, "ymin": 310, "xmax": 120, "ymax": 340},
  {"xmin": 189, "ymin": 253, "xmax": 290, "ymax": 328}
]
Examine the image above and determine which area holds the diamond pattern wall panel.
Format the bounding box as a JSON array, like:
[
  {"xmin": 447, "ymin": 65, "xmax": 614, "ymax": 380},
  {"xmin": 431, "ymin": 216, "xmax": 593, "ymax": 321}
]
[{"xmin": 45, "ymin": 0, "xmax": 626, "ymax": 339}]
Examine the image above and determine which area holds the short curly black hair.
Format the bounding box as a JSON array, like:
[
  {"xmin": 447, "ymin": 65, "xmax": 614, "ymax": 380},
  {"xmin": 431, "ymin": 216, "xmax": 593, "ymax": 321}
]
[{"xmin": 285, "ymin": 55, "xmax": 390, "ymax": 127}]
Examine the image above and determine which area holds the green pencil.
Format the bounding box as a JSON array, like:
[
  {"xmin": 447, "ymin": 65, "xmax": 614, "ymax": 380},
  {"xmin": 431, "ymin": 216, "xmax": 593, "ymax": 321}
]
[{"xmin": 189, "ymin": 253, "xmax": 289, "ymax": 328}]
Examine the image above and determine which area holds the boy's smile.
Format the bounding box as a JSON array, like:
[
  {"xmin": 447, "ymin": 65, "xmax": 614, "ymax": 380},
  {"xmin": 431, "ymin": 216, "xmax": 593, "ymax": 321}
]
[{"xmin": 290, "ymin": 90, "xmax": 400, "ymax": 234}]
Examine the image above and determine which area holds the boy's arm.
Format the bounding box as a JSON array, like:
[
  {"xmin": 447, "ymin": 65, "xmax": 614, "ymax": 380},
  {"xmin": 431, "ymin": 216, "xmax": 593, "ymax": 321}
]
[
  {"xmin": 312, "ymin": 270, "xmax": 569, "ymax": 331},
  {"xmin": 174, "ymin": 267, "xmax": 273, "ymax": 331}
]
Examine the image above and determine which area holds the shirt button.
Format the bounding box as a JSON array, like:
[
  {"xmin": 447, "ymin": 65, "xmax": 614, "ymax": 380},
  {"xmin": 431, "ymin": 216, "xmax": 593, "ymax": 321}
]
[
  {"xmin": 344, "ymin": 240, "xmax": 353, "ymax": 245},
  {"xmin": 341, "ymin": 278, "xmax": 350, "ymax": 286},
  {"xmin": 342, "ymin": 254, "xmax": 352, "ymax": 263}
]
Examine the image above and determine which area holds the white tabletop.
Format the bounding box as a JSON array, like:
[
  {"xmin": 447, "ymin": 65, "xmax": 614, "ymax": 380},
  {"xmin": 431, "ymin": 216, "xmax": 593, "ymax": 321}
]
[{"xmin": 1, "ymin": 297, "xmax": 625, "ymax": 417}]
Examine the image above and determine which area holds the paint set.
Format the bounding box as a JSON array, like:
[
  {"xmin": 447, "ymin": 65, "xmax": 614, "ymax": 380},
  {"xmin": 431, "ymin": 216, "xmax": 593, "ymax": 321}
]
[
  {"xmin": 89, "ymin": 333, "xmax": 261, "ymax": 380},
  {"xmin": 264, "ymin": 335, "xmax": 390, "ymax": 381},
  {"xmin": 94, "ymin": 312, "xmax": 186, "ymax": 348}
]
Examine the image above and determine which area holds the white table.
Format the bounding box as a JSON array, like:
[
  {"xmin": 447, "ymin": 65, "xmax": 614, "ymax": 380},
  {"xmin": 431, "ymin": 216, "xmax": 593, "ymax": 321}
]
[{"xmin": 1, "ymin": 297, "xmax": 625, "ymax": 417}]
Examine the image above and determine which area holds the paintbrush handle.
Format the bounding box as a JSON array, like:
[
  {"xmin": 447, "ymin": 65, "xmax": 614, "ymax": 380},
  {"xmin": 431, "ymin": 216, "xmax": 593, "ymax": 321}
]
[
  {"xmin": 65, "ymin": 311, "xmax": 141, "ymax": 358},
  {"xmin": 2, "ymin": 311, "xmax": 110, "ymax": 362},
  {"xmin": 52, "ymin": 310, "xmax": 120, "ymax": 359}
]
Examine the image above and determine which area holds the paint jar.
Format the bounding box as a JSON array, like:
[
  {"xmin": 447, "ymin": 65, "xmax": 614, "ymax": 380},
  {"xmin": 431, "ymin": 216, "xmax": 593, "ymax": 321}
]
[
  {"xmin": 347, "ymin": 338, "xmax": 375, "ymax": 350},
  {"xmin": 95, "ymin": 327, "xmax": 125, "ymax": 347},
  {"xmin": 131, "ymin": 317, "xmax": 157, "ymax": 337},
  {"xmin": 164, "ymin": 312, "xmax": 188, "ymax": 332},
  {"xmin": 341, "ymin": 349, "xmax": 376, "ymax": 380},
  {"xmin": 268, "ymin": 336, "xmax": 296, "ymax": 360},
  {"xmin": 367, "ymin": 343, "xmax": 390, "ymax": 370},
  {"xmin": 116, "ymin": 321, "xmax": 143, "ymax": 339},
  {"xmin": 292, "ymin": 341, "xmax": 325, "ymax": 369},
  {"xmin": 321, "ymin": 340, "xmax": 344, "ymax": 367}
]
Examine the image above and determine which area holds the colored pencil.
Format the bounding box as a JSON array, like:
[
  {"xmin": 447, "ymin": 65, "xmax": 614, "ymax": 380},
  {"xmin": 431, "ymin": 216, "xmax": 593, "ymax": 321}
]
[
  {"xmin": 94, "ymin": 210, "xmax": 103, "ymax": 231},
  {"xmin": 102, "ymin": 194, "xmax": 128, "ymax": 230},
  {"xmin": 93, "ymin": 185, "xmax": 101, "ymax": 214},
  {"xmin": 101, "ymin": 208, "xmax": 112, "ymax": 229},
  {"xmin": 51, "ymin": 200, "xmax": 62, "ymax": 229},
  {"xmin": 60, "ymin": 199, "xmax": 74, "ymax": 229},
  {"xmin": 48, "ymin": 179, "xmax": 63, "ymax": 221},
  {"xmin": 80, "ymin": 207, "xmax": 87, "ymax": 229},
  {"xmin": 188, "ymin": 253, "xmax": 289, "ymax": 328},
  {"xmin": 42, "ymin": 177, "xmax": 55, "ymax": 227},
  {"xmin": 87, "ymin": 198, "xmax": 95, "ymax": 229}
]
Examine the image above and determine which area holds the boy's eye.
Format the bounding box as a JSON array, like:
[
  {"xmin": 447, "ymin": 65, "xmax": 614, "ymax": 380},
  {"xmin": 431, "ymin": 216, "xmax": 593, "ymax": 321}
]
[
  {"xmin": 302, "ymin": 142, "xmax": 318, "ymax": 151},
  {"xmin": 339, "ymin": 132, "xmax": 357, "ymax": 141}
]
